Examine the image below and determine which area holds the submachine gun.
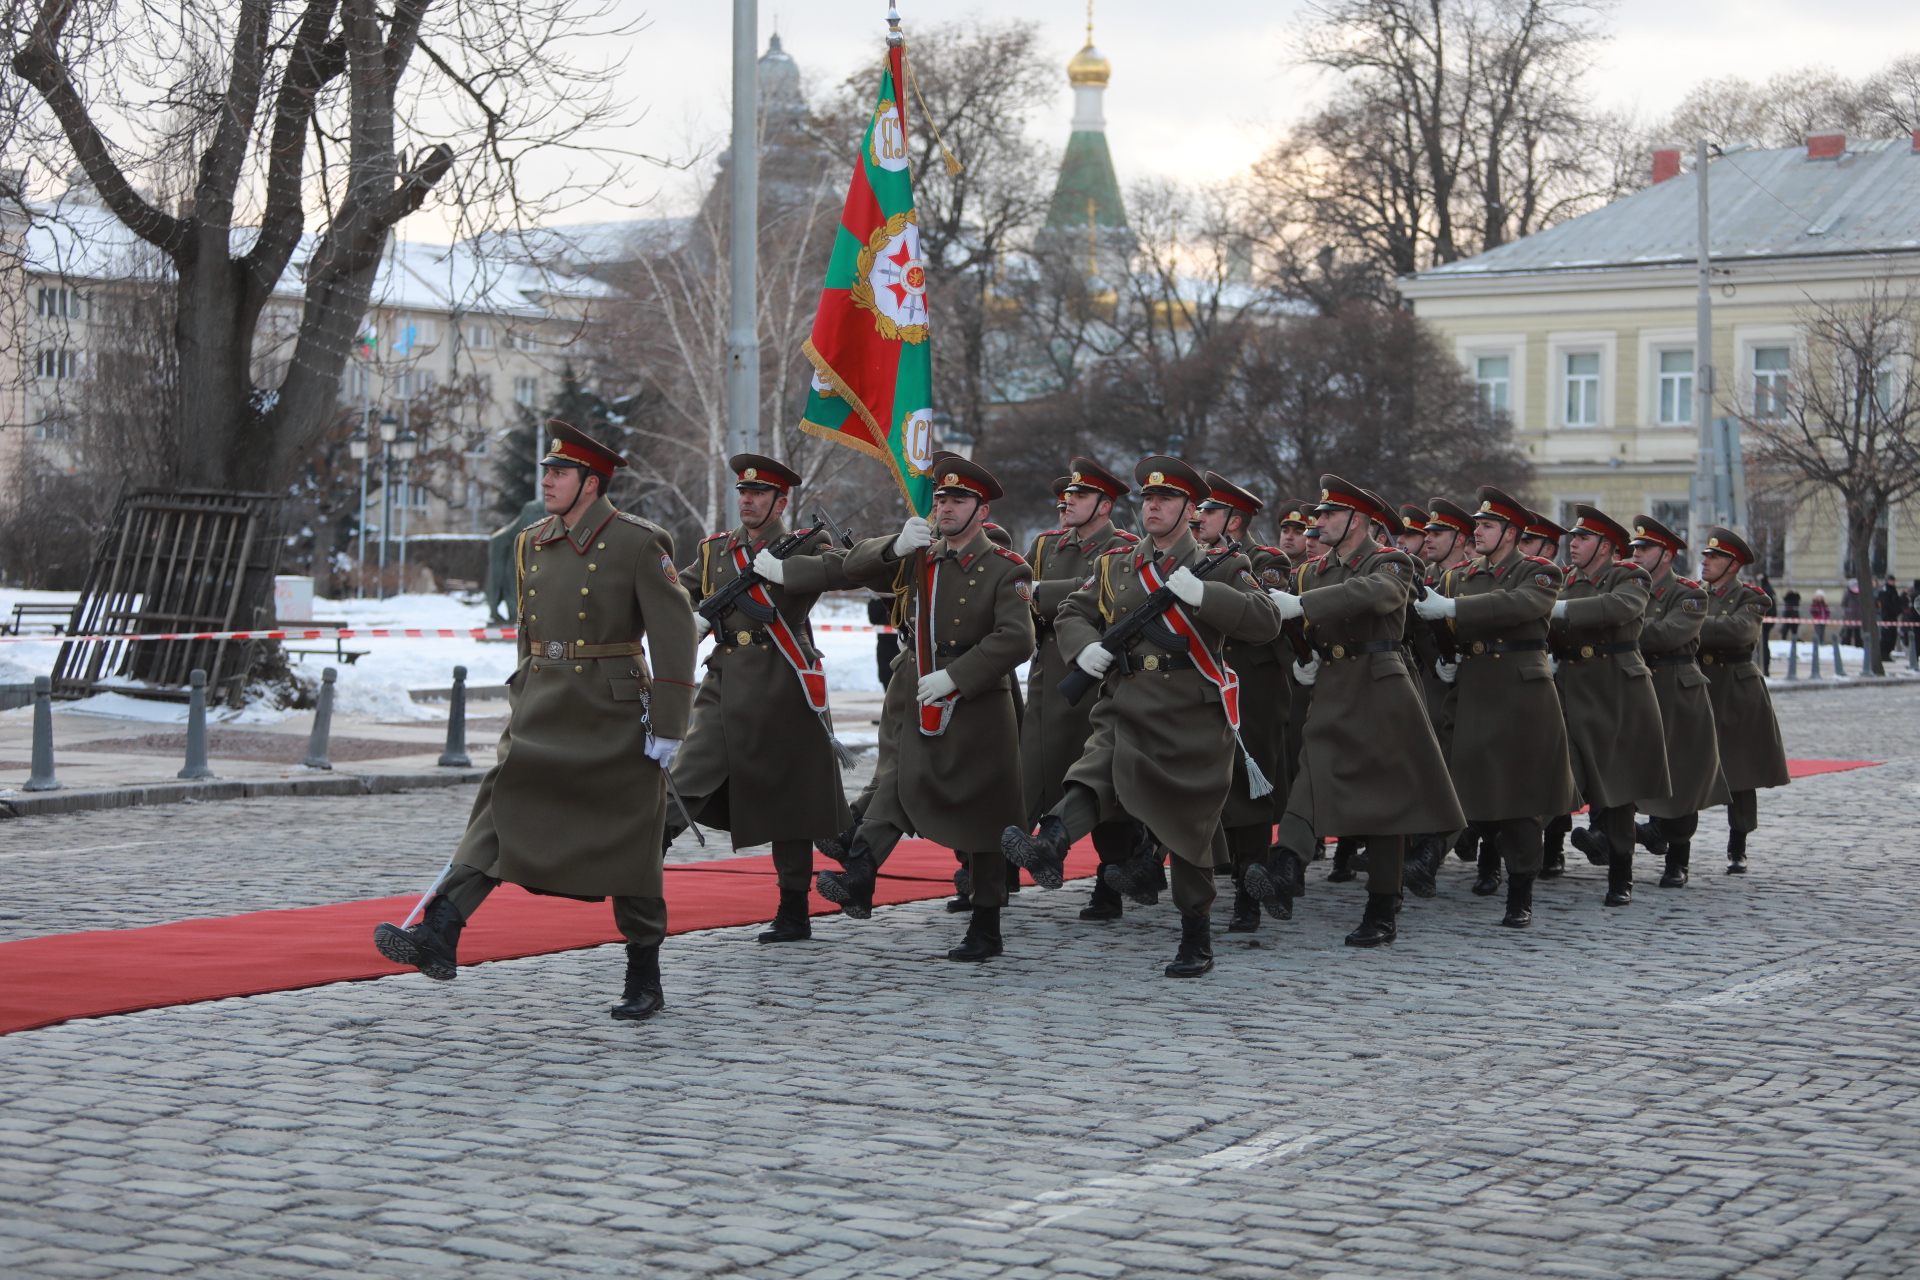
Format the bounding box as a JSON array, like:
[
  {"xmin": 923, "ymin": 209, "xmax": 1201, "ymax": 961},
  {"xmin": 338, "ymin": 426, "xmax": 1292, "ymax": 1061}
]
[
  {"xmin": 1057, "ymin": 542, "xmax": 1242, "ymax": 707},
  {"xmin": 695, "ymin": 513, "xmax": 835, "ymax": 628}
]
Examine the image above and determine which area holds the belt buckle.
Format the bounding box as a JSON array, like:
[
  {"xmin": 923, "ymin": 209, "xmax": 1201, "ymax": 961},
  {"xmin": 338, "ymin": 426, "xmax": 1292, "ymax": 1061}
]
[
  {"xmin": 1702, "ymin": 654, "xmax": 1715, "ymax": 664},
  {"xmin": 1143, "ymin": 654, "xmax": 1160, "ymax": 671},
  {"xmin": 544, "ymin": 640, "xmax": 565, "ymax": 660},
  {"xmin": 737, "ymin": 631, "xmax": 754, "ymax": 646},
  {"xmin": 1470, "ymin": 640, "xmax": 1486, "ymax": 655},
  {"xmin": 1330, "ymin": 643, "xmax": 1347, "ymax": 660},
  {"xmin": 1579, "ymin": 644, "xmax": 1594, "ymax": 659}
]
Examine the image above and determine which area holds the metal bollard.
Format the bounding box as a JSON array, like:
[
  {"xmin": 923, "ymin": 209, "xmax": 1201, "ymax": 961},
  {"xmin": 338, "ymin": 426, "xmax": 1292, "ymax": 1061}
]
[
  {"xmin": 1909, "ymin": 627, "xmax": 1918, "ymax": 670},
  {"xmin": 179, "ymin": 669, "xmax": 214, "ymax": 780},
  {"xmin": 438, "ymin": 664, "xmax": 471, "ymax": 767},
  {"xmin": 304, "ymin": 667, "xmax": 337, "ymax": 769},
  {"xmin": 25, "ymin": 676, "xmax": 59, "ymax": 792},
  {"xmin": 1785, "ymin": 635, "xmax": 1797, "ymax": 680},
  {"xmin": 1832, "ymin": 640, "xmax": 1845, "ymax": 678}
]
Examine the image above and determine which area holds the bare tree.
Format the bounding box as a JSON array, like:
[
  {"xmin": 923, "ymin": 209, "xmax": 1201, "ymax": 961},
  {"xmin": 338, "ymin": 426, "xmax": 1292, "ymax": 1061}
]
[
  {"xmin": 1740, "ymin": 282, "xmax": 1920, "ymax": 676},
  {"xmin": 5, "ymin": 0, "xmax": 636, "ymax": 492}
]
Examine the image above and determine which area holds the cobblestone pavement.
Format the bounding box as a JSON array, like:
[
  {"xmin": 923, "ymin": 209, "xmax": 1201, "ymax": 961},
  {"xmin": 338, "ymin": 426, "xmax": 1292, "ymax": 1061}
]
[{"xmin": 1, "ymin": 687, "xmax": 1916, "ymax": 1279}]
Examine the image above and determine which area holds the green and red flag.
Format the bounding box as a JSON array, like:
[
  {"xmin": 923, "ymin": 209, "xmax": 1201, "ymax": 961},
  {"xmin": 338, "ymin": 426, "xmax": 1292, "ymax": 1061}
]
[{"xmin": 797, "ymin": 41, "xmax": 935, "ymax": 515}]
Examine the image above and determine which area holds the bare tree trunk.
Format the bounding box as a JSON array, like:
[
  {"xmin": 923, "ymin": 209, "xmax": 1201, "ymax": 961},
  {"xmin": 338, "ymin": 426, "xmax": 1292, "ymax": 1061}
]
[{"xmin": 1851, "ymin": 506, "xmax": 1884, "ymax": 675}]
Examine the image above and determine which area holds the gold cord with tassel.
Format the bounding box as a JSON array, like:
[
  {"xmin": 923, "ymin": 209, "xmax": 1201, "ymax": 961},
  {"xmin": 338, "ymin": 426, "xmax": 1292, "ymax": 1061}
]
[{"xmin": 903, "ymin": 50, "xmax": 963, "ymax": 176}]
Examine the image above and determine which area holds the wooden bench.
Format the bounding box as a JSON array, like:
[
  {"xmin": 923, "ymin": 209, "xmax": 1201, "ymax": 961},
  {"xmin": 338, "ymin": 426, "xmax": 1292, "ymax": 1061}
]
[
  {"xmin": 5, "ymin": 602, "xmax": 79, "ymax": 635},
  {"xmin": 281, "ymin": 619, "xmax": 370, "ymax": 665}
]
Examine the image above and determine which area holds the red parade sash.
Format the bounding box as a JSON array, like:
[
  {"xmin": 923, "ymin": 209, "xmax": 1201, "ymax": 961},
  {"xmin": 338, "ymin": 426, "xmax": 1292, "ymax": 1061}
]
[
  {"xmin": 731, "ymin": 545, "xmax": 828, "ymax": 712},
  {"xmin": 1137, "ymin": 556, "xmax": 1242, "ymax": 731},
  {"xmin": 916, "ymin": 550, "xmax": 958, "ymax": 736}
]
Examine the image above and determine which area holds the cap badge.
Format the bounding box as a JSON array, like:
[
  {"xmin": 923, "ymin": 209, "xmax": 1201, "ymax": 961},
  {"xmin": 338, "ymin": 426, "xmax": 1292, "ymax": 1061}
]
[
  {"xmin": 1478, "ymin": 501, "xmax": 1493, "ymax": 513},
  {"xmin": 549, "ymin": 440, "xmax": 561, "ymax": 453},
  {"xmin": 1071, "ymin": 471, "xmax": 1084, "ymax": 483},
  {"xmin": 1148, "ymin": 470, "xmax": 1165, "ymax": 486},
  {"xmin": 943, "ymin": 472, "xmax": 959, "ymax": 486},
  {"xmin": 1708, "ymin": 537, "xmax": 1722, "ymax": 549},
  {"xmin": 743, "ymin": 467, "xmax": 758, "ymax": 481},
  {"xmin": 1635, "ymin": 525, "xmax": 1646, "ymax": 534},
  {"xmin": 1320, "ymin": 488, "xmax": 1330, "ymax": 499}
]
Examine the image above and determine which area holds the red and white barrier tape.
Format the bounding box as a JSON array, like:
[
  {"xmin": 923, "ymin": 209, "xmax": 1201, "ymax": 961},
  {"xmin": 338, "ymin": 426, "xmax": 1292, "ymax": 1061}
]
[{"xmin": 0, "ymin": 623, "xmax": 900, "ymax": 645}]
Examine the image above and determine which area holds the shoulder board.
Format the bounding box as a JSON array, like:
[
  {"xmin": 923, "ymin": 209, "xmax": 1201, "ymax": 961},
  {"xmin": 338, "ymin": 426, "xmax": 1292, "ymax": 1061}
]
[
  {"xmin": 1524, "ymin": 554, "xmax": 1555, "ymax": 566},
  {"xmin": 702, "ymin": 529, "xmax": 729, "ymax": 542},
  {"xmin": 1038, "ymin": 527, "xmax": 1066, "ymax": 538},
  {"xmin": 1257, "ymin": 545, "xmax": 1284, "ymax": 555},
  {"xmin": 1679, "ymin": 577, "xmax": 1702, "ymax": 588},
  {"xmin": 1113, "ymin": 530, "xmax": 1140, "ymax": 542},
  {"xmin": 1743, "ymin": 582, "xmax": 1769, "ymax": 597},
  {"xmin": 614, "ymin": 512, "xmax": 661, "ymax": 532},
  {"xmin": 1101, "ymin": 545, "xmax": 1131, "ymax": 556},
  {"xmin": 992, "ymin": 546, "xmax": 1028, "ymax": 566}
]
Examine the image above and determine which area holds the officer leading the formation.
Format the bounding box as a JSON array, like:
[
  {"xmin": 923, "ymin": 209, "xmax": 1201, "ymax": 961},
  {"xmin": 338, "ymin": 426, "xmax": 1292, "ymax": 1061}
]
[
  {"xmin": 373, "ymin": 421, "xmax": 699, "ymax": 1021},
  {"xmin": 1694, "ymin": 527, "xmax": 1791, "ymax": 872}
]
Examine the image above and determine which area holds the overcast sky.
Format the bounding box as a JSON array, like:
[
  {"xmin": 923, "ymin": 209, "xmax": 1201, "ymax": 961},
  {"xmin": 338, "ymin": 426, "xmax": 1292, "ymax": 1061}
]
[{"xmin": 411, "ymin": 0, "xmax": 1920, "ymax": 238}]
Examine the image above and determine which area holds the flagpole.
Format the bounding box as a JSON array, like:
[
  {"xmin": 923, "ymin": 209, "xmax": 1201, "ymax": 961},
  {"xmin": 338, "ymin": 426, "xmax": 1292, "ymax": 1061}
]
[{"xmin": 727, "ymin": 0, "xmax": 760, "ymax": 459}]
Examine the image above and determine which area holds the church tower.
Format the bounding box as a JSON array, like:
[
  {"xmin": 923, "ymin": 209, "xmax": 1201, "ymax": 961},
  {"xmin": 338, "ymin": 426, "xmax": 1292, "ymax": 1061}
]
[{"xmin": 1045, "ymin": 7, "xmax": 1126, "ymax": 242}]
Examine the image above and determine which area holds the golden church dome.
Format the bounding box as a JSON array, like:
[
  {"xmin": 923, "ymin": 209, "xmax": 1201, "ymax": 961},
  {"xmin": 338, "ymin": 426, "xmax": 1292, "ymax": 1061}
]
[{"xmin": 1068, "ymin": 42, "xmax": 1110, "ymax": 87}]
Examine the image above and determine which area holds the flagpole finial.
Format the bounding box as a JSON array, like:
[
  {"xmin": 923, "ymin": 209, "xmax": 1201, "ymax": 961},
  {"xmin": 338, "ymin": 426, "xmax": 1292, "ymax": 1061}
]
[{"xmin": 886, "ymin": 4, "xmax": 903, "ymax": 47}]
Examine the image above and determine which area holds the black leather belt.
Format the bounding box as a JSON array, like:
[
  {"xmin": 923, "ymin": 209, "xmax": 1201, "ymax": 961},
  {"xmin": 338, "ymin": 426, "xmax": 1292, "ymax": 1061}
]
[
  {"xmin": 933, "ymin": 640, "xmax": 976, "ymax": 659},
  {"xmin": 1553, "ymin": 640, "xmax": 1640, "ymax": 661},
  {"xmin": 1699, "ymin": 649, "xmax": 1756, "ymax": 665},
  {"xmin": 721, "ymin": 628, "xmax": 772, "ymax": 647},
  {"xmin": 1459, "ymin": 638, "xmax": 1549, "ymax": 658},
  {"xmin": 1314, "ymin": 638, "xmax": 1401, "ymax": 661},
  {"xmin": 1642, "ymin": 651, "xmax": 1698, "ymax": 668},
  {"xmin": 1123, "ymin": 652, "xmax": 1195, "ymax": 674}
]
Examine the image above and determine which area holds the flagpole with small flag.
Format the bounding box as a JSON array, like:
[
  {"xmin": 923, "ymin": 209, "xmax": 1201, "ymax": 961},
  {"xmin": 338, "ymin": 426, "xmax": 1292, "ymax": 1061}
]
[{"xmin": 795, "ymin": 5, "xmax": 936, "ymax": 516}]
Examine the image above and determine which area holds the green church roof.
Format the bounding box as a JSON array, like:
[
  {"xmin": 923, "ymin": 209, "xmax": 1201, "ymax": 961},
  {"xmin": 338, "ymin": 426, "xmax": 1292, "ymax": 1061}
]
[{"xmin": 1046, "ymin": 131, "xmax": 1126, "ymax": 230}]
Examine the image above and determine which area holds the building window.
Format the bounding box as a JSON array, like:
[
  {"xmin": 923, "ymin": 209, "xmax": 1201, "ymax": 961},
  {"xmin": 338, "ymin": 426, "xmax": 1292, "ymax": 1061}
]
[
  {"xmin": 1753, "ymin": 346, "xmax": 1791, "ymax": 418},
  {"xmin": 402, "ymin": 482, "xmax": 433, "ymax": 510},
  {"xmin": 34, "ymin": 349, "xmax": 80, "ymax": 380},
  {"xmin": 343, "ymin": 365, "xmax": 371, "ymax": 402},
  {"xmin": 1843, "ymin": 508, "xmax": 1890, "ymax": 579},
  {"xmin": 1747, "ymin": 493, "xmax": 1792, "ymax": 578},
  {"xmin": 1650, "ymin": 499, "xmax": 1689, "ymax": 534},
  {"xmin": 513, "ymin": 376, "xmax": 540, "ymax": 407},
  {"xmin": 1475, "ymin": 355, "xmax": 1510, "ymax": 419},
  {"xmin": 1563, "ymin": 351, "xmax": 1600, "ymax": 426},
  {"xmin": 508, "ymin": 330, "xmax": 538, "ymax": 352},
  {"xmin": 400, "ymin": 370, "xmax": 436, "ymax": 400},
  {"xmin": 37, "ymin": 287, "xmax": 80, "ymax": 319},
  {"xmin": 27, "ymin": 420, "xmax": 76, "ymax": 442},
  {"xmin": 465, "ymin": 434, "xmax": 489, "ymax": 457},
  {"xmin": 1657, "ymin": 349, "xmax": 1694, "ymax": 425},
  {"xmin": 466, "ymin": 324, "xmax": 494, "ymax": 349}
]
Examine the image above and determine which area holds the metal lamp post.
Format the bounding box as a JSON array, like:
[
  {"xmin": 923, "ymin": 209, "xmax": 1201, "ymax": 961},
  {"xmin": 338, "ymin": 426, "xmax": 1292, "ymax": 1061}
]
[
  {"xmin": 393, "ymin": 428, "xmax": 419, "ymax": 594},
  {"xmin": 348, "ymin": 422, "xmax": 370, "ymax": 599},
  {"xmin": 377, "ymin": 410, "xmax": 399, "ymax": 598}
]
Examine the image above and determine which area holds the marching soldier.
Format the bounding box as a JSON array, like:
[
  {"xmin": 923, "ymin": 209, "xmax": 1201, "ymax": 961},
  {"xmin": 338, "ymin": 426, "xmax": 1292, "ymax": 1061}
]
[
  {"xmin": 1020, "ymin": 459, "xmax": 1143, "ymax": 922},
  {"xmin": 1412, "ymin": 497, "xmax": 1478, "ymax": 876},
  {"xmin": 1518, "ymin": 509, "xmax": 1574, "ymax": 875},
  {"xmin": 374, "ymin": 422, "xmax": 698, "ymax": 1021},
  {"xmin": 1003, "ymin": 457, "xmax": 1282, "ymax": 977},
  {"xmin": 1627, "ymin": 515, "xmax": 1726, "ymax": 886},
  {"xmin": 815, "ymin": 458, "xmax": 1035, "ymax": 960},
  {"xmin": 1519, "ymin": 509, "xmax": 1568, "ymax": 562},
  {"xmin": 1396, "ymin": 504, "xmax": 1432, "ymax": 560},
  {"xmin": 1247, "ymin": 477, "xmax": 1463, "ymax": 945},
  {"xmin": 1547, "ymin": 506, "xmax": 1672, "ymax": 905},
  {"xmin": 1695, "ymin": 528, "xmax": 1791, "ymax": 872},
  {"xmin": 1413, "ymin": 486, "xmax": 1580, "ymax": 928},
  {"xmin": 1193, "ymin": 472, "xmax": 1291, "ymax": 932},
  {"xmin": 1273, "ymin": 498, "xmax": 1317, "ymax": 795},
  {"xmin": 666, "ymin": 455, "xmax": 853, "ymax": 944}
]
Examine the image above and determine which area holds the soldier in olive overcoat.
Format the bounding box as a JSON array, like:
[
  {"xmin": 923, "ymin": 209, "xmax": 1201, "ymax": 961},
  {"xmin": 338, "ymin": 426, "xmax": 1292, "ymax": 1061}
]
[
  {"xmin": 1548, "ymin": 506, "xmax": 1672, "ymax": 905},
  {"xmin": 1247, "ymin": 477, "xmax": 1464, "ymax": 946},
  {"xmin": 665, "ymin": 454, "xmax": 853, "ymax": 944},
  {"xmin": 374, "ymin": 422, "xmax": 698, "ymax": 1022},
  {"xmin": 1272, "ymin": 499, "xmax": 1318, "ymax": 795},
  {"xmin": 1695, "ymin": 528, "xmax": 1791, "ymax": 872},
  {"xmin": 1004, "ymin": 457, "xmax": 1282, "ymax": 979},
  {"xmin": 1414, "ymin": 486, "xmax": 1581, "ymax": 929},
  {"xmin": 1626, "ymin": 515, "xmax": 1727, "ymax": 886},
  {"xmin": 814, "ymin": 457, "xmax": 1034, "ymax": 961},
  {"xmin": 1019, "ymin": 458, "xmax": 1143, "ymax": 922}
]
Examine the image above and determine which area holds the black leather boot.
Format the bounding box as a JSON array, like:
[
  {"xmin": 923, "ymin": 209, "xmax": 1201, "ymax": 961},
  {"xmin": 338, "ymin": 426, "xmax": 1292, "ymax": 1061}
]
[
  {"xmin": 1225, "ymin": 888, "xmax": 1260, "ymax": 933},
  {"xmin": 1454, "ymin": 829, "xmax": 1479, "ymax": 861},
  {"xmin": 946, "ymin": 866, "xmax": 973, "ymax": 912},
  {"xmin": 1659, "ymin": 845, "xmax": 1690, "ymax": 888},
  {"xmin": 610, "ymin": 944, "xmax": 664, "ymax": 1020},
  {"xmin": 1604, "ymin": 851, "xmax": 1633, "ymax": 906},
  {"xmin": 373, "ymin": 894, "xmax": 465, "ymax": 981},
  {"xmin": 1727, "ymin": 829, "xmax": 1748, "ymax": 874},
  {"xmin": 947, "ymin": 906, "xmax": 1003, "ymax": 961},
  {"xmin": 1402, "ymin": 835, "xmax": 1441, "ymax": 899},
  {"xmin": 1001, "ymin": 815, "xmax": 1070, "ymax": 889},
  {"xmin": 1005, "ymin": 857, "xmax": 1024, "ymax": 894},
  {"xmin": 1243, "ymin": 852, "xmax": 1298, "ymax": 921},
  {"xmin": 1104, "ymin": 832, "xmax": 1164, "ymax": 907},
  {"xmin": 1502, "ymin": 873, "xmax": 1535, "ymax": 927},
  {"xmin": 757, "ymin": 889, "xmax": 812, "ymax": 943},
  {"xmin": 1344, "ymin": 892, "xmax": 1399, "ymax": 947},
  {"xmin": 1327, "ymin": 837, "xmax": 1359, "ymax": 882},
  {"xmin": 1541, "ymin": 816, "xmax": 1570, "ymax": 879},
  {"xmin": 815, "ymin": 846, "xmax": 878, "ymax": 919},
  {"xmin": 1165, "ymin": 914, "xmax": 1214, "ymax": 977},
  {"xmin": 1471, "ymin": 841, "xmax": 1503, "ymax": 896},
  {"xmin": 1635, "ymin": 818, "xmax": 1670, "ymax": 858},
  {"xmin": 1570, "ymin": 823, "xmax": 1610, "ymax": 866},
  {"xmin": 815, "ymin": 819, "xmax": 860, "ymax": 864}
]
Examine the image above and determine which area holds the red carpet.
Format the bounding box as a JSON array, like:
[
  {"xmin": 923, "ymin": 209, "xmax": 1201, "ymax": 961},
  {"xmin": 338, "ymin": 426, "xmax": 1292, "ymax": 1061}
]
[
  {"xmin": 1785, "ymin": 758, "xmax": 1882, "ymax": 778},
  {"xmin": 0, "ymin": 840, "xmax": 1101, "ymax": 1036}
]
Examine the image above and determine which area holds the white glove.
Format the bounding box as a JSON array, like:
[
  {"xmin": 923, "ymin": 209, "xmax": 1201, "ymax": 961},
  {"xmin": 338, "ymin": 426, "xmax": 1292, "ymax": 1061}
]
[
  {"xmin": 916, "ymin": 669, "xmax": 957, "ymax": 705},
  {"xmin": 1549, "ymin": 656, "xmax": 1561, "ymax": 675},
  {"xmin": 1267, "ymin": 589, "xmax": 1304, "ymax": 620},
  {"xmin": 893, "ymin": 516, "xmax": 933, "ymax": 557},
  {"xmin": 1414, "ymin": 592, "xmax": 1457, "ymax": 620},
  {"xmin": 753, "ymin": 548, "xmax": 786, "ymax": 584},
  {"xmin": 645, "ymin": 736, "xmax": 681, "ymax": 770},
  {"xmin": 1166, "ymin": 565, "xmax": 1205, "ymax": 606},
  {"xmin": 1075, "ymin": 643, "xmax": 1116, "ymax": 677},
  {"xmin": 1550, "ymin": 599, "xmax": 1569, "ymax": 619},
  {"xmin": 1292, "ymin": 657, "xmax": 1320, "ymax": 686},
  {"xmin": 1435, "ymin": 659, "xmax": 1458, "ymax": 684},
  {"xmin": 693, "ymin": 615, "xmax": 712, "ymax": 641}
]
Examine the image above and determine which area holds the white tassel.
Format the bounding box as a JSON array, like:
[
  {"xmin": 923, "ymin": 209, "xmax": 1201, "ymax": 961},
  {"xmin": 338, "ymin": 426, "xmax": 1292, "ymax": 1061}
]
[
  {"xmin": 822, "ymin": 711, "xmax": 857, "ymax": 769},
  {"xmin": 1239, "ymin": 734, "xmax": 1274, "ymax": 798}
]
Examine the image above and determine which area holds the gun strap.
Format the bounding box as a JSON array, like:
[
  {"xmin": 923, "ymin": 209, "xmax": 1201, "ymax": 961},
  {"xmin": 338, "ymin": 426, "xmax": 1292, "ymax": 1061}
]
[
  {"xmin": 730, "ymin": 544, "xmax": 827, "ymax": 712},
  {"xmin": 1137, "ymin": 557, "xmax": 1241, "ymax": 733}
]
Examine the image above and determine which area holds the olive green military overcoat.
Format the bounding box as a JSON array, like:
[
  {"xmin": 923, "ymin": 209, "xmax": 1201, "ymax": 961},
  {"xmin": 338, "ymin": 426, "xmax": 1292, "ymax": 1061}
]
[
  {"xmin": 455, "ymin": 496, "xmax": 698, "ymax": 898},
  {"xmin": 669, "ymin": 520, "xmax": 853, "ymax": 848},
  {"xmin": 1698, "ymin": 576, "xmax": 1791, "ymax": 792},
  {"xmin": 1437, "ymin": 548, "xmax": 1581, "ymax": 822},
  {"xmin": 1284, "ymin": 540, "xmax": 1464, "ymax": 838},
  {"xmin": 1550, "ymin": 560, "xmax": 1672, "ymax": 808},
  {"xmin": 1054, "ymin": 531, "xmax": 1283, "ymax": 863},
  {"xmin": 843, "ymin": 526, "xmax": 1034, "ymax": 852},
  {"xmin": 1220, "ymin": 545, "xmax": 1293, "ymax": 829},
  {"xmin": 1020, "ymin": 521, "xmax": 1139, "ymax": 823},
  {"xmin": 1636, "ymin": 567, "xmax": 1727, "ymax": 818}
]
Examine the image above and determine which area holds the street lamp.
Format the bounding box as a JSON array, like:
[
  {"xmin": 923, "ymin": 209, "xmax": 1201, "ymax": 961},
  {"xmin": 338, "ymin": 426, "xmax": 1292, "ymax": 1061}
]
[
  {"xmin": 377, "ymin": 411, "xmax": 400, "ymax": 597},
  {"xmin": 393, "ymin": 428, "xmax": 419, "ymax": 595},
  {"xmin": 348, "ymin": 424, "xmax": 370, "ymax": 599}
]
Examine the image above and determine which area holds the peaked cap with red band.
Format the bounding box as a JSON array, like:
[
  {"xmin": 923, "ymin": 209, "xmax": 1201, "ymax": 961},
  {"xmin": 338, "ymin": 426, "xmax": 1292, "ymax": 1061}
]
[
  {"xmin": 1065, "ymin": 457, "xmax": 1129, "ymax": 500},
  {"xmin": 1702, "ymin": 526, "xmax": 1756, "ymax": 566},
  {"xmin": 1630, "ymin": 514, "xmax": 1686, "ymax": 555},
  {"xmin": 1134, "ymin": 455, "xmax": 1206, "ymax": 502},
  {"xmin": 1274, "ymin": 499, "xmax": 1313, "ymax": 528},
  {"xmin": 931, "ymin": 456, "xmax": 1004, "ymax": 502},
  {"xmin": 1473, "ymin": 485, "xmax": 1528, "ymax": 527},
  {"xmin": 729, "ymin": 452, "xmax": 801, "ymax": 494},
  {"xmin": 1525, "ymin": 509, "xmax": 1572, "ymax": 542},
  {"xmin": 1050, "ymin": 475, "xmax": 1072, "ymax": 499},
  {"xmin": 1312, "ymin": 474, "xmax": 1382, "ymax": 522},
  {"xmin": 542, "ymin": 419, "xmax": 628, "ymax": 480},
  {"xmin": 1427, "ymin": 498, "xmax": 1474, "ymax": 536},
  {"xmin": 1399, "ymin": 504, "xmax": 1430, "ymax": 532},
  {"xmin": 1362, "ymin": 490, "xmax": 1403, "ymax": 537},
  {"xmin": 1567, "ymin": 504, "xmax": 1628, "ymax": 550},
  {"xmin": 1200, "ymin": 472, "xmax": 1264, "ymax": 515}
]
